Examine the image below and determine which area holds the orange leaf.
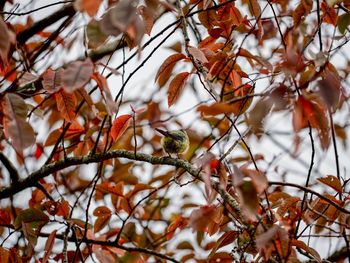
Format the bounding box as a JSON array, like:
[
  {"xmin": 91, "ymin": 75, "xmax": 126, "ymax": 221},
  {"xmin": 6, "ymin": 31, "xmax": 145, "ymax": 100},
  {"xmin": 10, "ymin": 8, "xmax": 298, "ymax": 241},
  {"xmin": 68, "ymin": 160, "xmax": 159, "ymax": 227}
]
[
  {"xmin": 59, "ymin": 121, "xmax": 85, "ymax": 137},
  {"xmin": 167, "ymin": 216, "xmax": 188, "ymax": 240},
  {"xmin": 168, "ymin": 72, "xmax": 190, "ymax": 107},
  {"xmin": 317, "ymin": 175, "xmax": 342, "ymax": 193},
  {"xmin": 55, "ymin": 90, "xmax": 77, "ymax": 122},
  {"xmin": 111, "ymin": 114, "xmax": 132, "ymax": 141},
  {"xmin": 321, "ymin": 2, "xmax": 338, "ymax": 26},
  {"xmin": 155, "ymin": 53, "xmax": 186, "ymax": 88},
  {"xmin": 197, "ymin": 102, "xmax": 241, "ymax": 116},
  {"xmin": 0, "ymin": 247, "xmax": 10, "ymax": 263},
  {"xmin": 74, "ymin": 0, "xmax": 103, "ymax": 17}
]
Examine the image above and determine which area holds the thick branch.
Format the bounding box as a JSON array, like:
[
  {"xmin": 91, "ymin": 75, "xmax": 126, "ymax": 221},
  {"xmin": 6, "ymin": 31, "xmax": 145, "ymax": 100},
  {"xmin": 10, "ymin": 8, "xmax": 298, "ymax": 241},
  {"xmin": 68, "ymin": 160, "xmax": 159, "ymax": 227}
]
[
  {"xmin": 0, "ymin": 152, "xmax": 19, "ymax": 184},
  {"xmin": 0, "ymin": 150, "xmax": 200, "ymax": 199},
  {"xmin": 16, "ymin": 4, "xmax": 76, "ymax": 44}
]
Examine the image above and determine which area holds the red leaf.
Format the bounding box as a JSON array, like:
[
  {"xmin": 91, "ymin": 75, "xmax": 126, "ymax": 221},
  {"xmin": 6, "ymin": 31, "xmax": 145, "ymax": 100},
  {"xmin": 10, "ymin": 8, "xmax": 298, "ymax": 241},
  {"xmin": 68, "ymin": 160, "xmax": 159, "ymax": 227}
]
[
  {"xmin": 34, "ymin": 144, "xmax": 43, "ymax": 159},
  {"xmin": 55, "ymin": 90, "xmax": 77, "ymax": 122},
  {"xmin": 0, "ymin": 209, "xmax": 11, "ymax": 225},
  {"xmin": 168, "ymin": 72, "xmax": 190, "ymax": 107},
  {"xmin": 1, "ymin": 93, "xmax": 35, "ymax": 152},
  {"xmin": 155, "ymin": 53, "xmax": 186, "ymax": 88},
  {"xmin": 111, "ymin": 114, "xmax": 132, "ymax": 141},
  {"xmin": 62, "ymin": 59, "xmax": 94, "ymax": 92},
  {"xmin": 292, "ymin": 95, "xmax": 330, "ymax": 150}
]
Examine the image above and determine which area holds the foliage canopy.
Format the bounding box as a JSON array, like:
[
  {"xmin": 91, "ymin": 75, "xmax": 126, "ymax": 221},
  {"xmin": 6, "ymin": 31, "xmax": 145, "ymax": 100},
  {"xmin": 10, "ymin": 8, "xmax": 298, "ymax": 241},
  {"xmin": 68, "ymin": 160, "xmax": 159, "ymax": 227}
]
[{"xmin": 1, "ymin": 0, "xmax": 350, "ymax": 262}]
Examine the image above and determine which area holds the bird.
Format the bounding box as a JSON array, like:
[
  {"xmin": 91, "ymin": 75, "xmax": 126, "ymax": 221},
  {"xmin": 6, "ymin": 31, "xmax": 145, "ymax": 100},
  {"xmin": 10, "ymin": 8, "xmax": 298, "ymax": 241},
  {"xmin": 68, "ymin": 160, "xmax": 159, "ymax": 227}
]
[{"xmin": 155, "ymin": 128, "xmax": 189, "ymax": 156}]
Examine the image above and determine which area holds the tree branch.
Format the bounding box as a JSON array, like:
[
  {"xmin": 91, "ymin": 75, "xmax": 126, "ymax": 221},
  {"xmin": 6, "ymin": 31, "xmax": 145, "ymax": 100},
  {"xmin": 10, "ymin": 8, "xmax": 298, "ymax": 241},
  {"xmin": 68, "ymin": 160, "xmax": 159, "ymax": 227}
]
[
  {"xmin": 0, "ymin": 150, "xmax": 200, "ymax": 199},
  {"xmin": 16, "ymin": 3, "xmax": 76, "ymax": 45},
  {"xmin": 0, "ymin": 152, "xmax": 19, "ymax": 184},
  {"xmin": 269, "ymin": 181, "xmax": 350, "ymax": 215}
]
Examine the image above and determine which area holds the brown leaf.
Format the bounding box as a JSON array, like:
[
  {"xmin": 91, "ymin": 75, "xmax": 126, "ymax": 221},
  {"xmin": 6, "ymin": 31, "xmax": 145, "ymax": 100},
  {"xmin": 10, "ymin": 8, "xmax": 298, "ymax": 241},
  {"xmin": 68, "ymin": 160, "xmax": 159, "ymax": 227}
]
[
  {"xmin": 86, "ymin": 19, "xmax": 108, "ymax": 49},
  {"xmin": 111, "ymin": 114, "xmax": 132, "ymax": 141},
  {"xmin": 99, "ymin": 0, "xmax": 137, "ymax": 36},
  {"xmin": 292, "ymin": 240, "xmax": 321, "ymax": 262},
  {"xmin": 187, "ymin": 46, "xmax": 208, "ymax": 64},
  {"xmin": 42, "ymin": 68, "xmax": 63, "ymax": 93},
  {"xmin": 1, "ymin": 93, "xmax": 35, "ymax": 152},
  {"xmin": 0, "ymin": 247, "xmax": 10, "ymax": 263},
  {"xmin": 198, "ymin": 2, "xmax": 217, "ymax": 29},
  {"xmin": 243, "ymin": 0, "xmax": 263, "ymax": 39},
  {"xmin": 292, "ymin": 0, "xmax": 313, "ymax": 26},
  {"xmin": 42, "ymin": 230, "xmax": 57, "ymax": 263},
  {"xmin": 318, "ymin": 63, "xmax": 342, "ymax": 111},
  {"xmin": 167, "ymin": 72, "xmax": 190, "ymax": 107},
  {"xmin": 0, "ymin": 17, "xmax": 11, "ymax": 65},
  {"xmin": 138, "ymin": 5, "xmax": 156, "ymax": 35},
  {"xmin": 208, "ymin": 231, "xmax": 239, "ymax": 259},
  {"xmin": 317, "ymin": 175, "xmax": 342, "ymax": 193},
  {"xmin": 188, "ymin": 205, "xmax": 221, "ymax": 234},
  {"xmin": 155, "ymin": 53, "xmax": 186, "ymax": 88},
  {"xmin": 93, "ymin": 206, "xmax": 112, "ymax": 217},
  {"xmin": 92, "ymin": 73, "xmax": 116, "ymax": 115},
  {"xmin": 14, "ymin": 208, "xmax": 49, "ymax": 229},
  {"xmin": 94, "ymin": 215, "xmax": 111, "ymax": 233},
  {"xmin": 62, "ymin": 59, "xmax": 94, "ymax": 92},
  {"xmin": 55, "ymin": 90, "xmax": 77, "ymax": 122}
]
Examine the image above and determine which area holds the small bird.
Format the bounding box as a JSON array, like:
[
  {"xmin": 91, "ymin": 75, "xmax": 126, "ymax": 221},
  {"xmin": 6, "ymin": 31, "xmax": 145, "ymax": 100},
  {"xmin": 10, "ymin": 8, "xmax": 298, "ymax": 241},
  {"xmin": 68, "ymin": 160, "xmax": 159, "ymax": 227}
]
[{"xmin": 155, "ymin": 128, "xmax": 189, "ymax": 156}]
